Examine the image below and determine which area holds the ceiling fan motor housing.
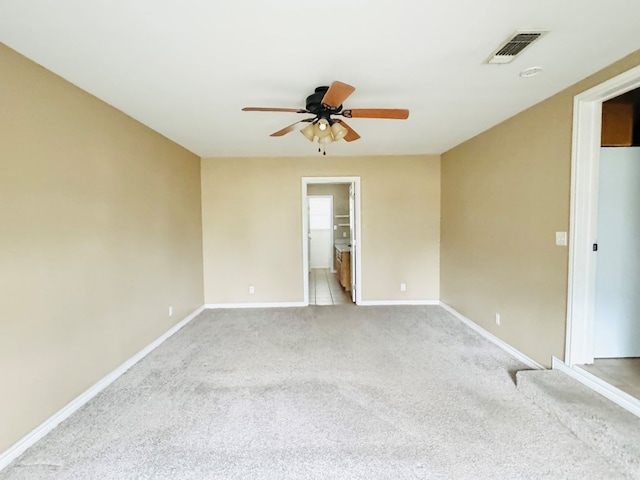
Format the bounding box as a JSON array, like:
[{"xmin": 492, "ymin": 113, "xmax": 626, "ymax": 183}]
[{"xmin": 306, "ymin": 86, "xmax": 342, "ymax": 116}]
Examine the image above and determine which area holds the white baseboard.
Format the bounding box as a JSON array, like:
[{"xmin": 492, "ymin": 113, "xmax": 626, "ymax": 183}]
[
  {"xmin": 0, "ymin": 305, "xmax": 206, "ymax": 472},
  {"xmin": 358, "ymin": 300, "xmax": 440, "ymax": 306},
  {"xmin": 205, "ymin": 302, "xmax": 306, "ymax": 309},
  {"xmin": 552, "ymin": 357, "xmax": 640, "ymax": 417},
  {"xmin": 439, "ymin": 302, "xmax": 544, "ymax": 370},
  {"xmin": 207, "ymin": 301, "xmax": 439, "ymax": 308}
]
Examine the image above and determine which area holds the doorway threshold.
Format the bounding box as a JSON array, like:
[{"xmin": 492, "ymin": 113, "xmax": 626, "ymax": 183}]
[
  {"xmin": 309, "ymin": 268, "xmax": 353, "ymax": 306},
  {"xmin": 552, "ymin": 357, "xmax": 640, "ymax": 417}
]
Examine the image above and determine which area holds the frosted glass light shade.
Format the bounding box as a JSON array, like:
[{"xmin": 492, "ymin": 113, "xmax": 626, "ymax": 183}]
[
  {"xmin": 331, "ymin": 122, "xmax": 347, "ymax": 141},
  {"xmin": 318, "ymin": 135, "xmax": 333, "ymax": 145},
  {"xmin": 315, "ymin": 119, "xmax": 332, "ymax": 138},
  {"xmin": 300, "ymin": 123, "xmax": 316, "ymax": 142}
]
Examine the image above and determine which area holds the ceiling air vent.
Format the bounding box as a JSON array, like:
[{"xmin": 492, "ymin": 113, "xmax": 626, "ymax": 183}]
[{"xmin": 487, "ymin": 31, "xmax": 547, "ymax": 64}]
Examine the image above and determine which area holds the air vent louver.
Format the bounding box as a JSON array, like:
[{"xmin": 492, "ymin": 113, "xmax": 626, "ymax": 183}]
[{"xmin": 487, "ymin": 31, "xmax": 547, "ymax": 64}]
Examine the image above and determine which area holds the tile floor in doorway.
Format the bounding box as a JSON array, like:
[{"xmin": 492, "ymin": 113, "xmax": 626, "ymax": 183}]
[
  {"xmin": 309, "ymin": 268, "xmax": 352, "ymax": 306},
  {"xmin": 580, "ymin": 357, "xmax": 640, "ymax": 399}
]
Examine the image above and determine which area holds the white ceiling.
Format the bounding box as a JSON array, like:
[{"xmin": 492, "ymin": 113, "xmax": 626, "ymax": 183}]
[{"xmin": 2, "ymin": 0, "xmax": 640, "ymax": 157}]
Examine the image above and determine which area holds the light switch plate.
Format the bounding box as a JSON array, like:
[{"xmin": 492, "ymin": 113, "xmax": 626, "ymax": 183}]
[{"xmin": 555, "ymin": 231, "xmax": 568, "ymax": 246}]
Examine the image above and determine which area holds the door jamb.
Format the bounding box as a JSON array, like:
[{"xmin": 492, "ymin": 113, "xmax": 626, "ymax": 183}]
[
  {"xmin": 302, "ymin": 177, "xmax": 362, "ymax": 306},
  {"xmin": 566, "ymin": 64, "xmax": 640, "ymax": 366}
]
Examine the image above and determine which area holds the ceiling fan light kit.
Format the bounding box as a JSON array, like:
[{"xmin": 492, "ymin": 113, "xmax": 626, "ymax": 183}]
[
  {"xmin": 331, "ymin": 122, "xmax": 348, "ymax": 141},
  {"xmin": 300, "ymin": 122, "xmax": 316, "ymax": 141},
  {"xmin": 316, "ymin": 118, "xmax": 331, "ymax": 135},
  {"xmin": 242, "ymin": 80, "xmax": 409, "ymax": 155}
]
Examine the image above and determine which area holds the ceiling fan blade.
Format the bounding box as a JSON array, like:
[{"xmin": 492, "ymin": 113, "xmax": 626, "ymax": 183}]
[
  {"xmin": 242, "ymin": 107, "xmax": 308, "ymax": 113},
  {"xmin": 270, "ymin": 118, "xmax": 314, "ymax": 137},
  {"xmin": 337, "ymin": 120, "xmax": 361, "ymax": 142},
  {"xmin": 321, "ymin": 81, "xmax": 356, "ymax": 108},
  {"xmin": 342, "ymin": 108, "xmax": 410, "ymax": 119}
]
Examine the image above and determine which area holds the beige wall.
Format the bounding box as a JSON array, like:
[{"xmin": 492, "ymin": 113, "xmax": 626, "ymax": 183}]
[
  {"xmin": 201, "ymin": 155, "xmax": 440, "ymax": 304},
  {"xmin": 307, "ymin": 183, "xmax": 350, "ymax": 241},
  {"xmin": 0, "ymin": 44, "xmax": 204, "ymax": 452},
  {"xmin": 441, "ymin": 49, "xmax": 640, "ymax": 368}
]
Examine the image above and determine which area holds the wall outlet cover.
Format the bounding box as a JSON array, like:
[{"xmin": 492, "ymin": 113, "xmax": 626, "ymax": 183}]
[{"xmin": 555, "ymin": 231, "xmax": 568, "ymax": 246}]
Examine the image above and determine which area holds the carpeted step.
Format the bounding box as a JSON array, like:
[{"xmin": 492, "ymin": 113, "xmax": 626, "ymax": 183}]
[{"xmin": 516, "ymin": 369, "xmax": 640, "ymax": 479}]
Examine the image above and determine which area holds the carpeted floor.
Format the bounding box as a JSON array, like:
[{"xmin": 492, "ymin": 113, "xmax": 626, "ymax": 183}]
[
  {"xmin": 516, "ymin": 369, "xmax": 640, "ymax": 478},
  {"xmin": 0, "ymin": 306, "xmax": 636, "ymax": 479}
]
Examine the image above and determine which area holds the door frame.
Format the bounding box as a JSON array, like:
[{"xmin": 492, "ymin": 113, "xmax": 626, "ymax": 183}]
[
  {"xmin": 565, "ymin": 64, "xmax": 640, "ymax": 366},
  {"xmin": 307, "ymin": 194, "xmax": 334, "ymax": 270},
  {"xmin": 302, "ymin": 177, "xmax": 362, "ymax": 305}
]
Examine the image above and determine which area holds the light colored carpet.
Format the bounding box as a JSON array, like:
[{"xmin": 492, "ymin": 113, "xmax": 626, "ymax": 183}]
[
  {"xmin": 516, "ymin": 369, "xmax": 640, "ymax": 479},
  {"xmin": 0, "ymin": 306, "xmax": 633, "ymax": 479}
]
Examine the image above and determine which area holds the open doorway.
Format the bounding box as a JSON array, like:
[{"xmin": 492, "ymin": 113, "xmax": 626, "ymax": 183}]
[
  {"xmin": 302, "ymin": 177, "xmax": 361, "ymax": 306},
  {"xmin": 307, "ymin": 194, "xmax": 349, "ymax": 306},
  {"xmin": 564, "ymin": 65, "xmax": 640, "ymax": 415},
  {"xmin": 578, "ymin": 88, "xmax": 640, "ymax": 399}
]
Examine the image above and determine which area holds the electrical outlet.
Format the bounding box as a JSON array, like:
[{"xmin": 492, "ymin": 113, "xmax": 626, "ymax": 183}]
[
  {"xmin": 168, "ymin": 306, "xmax": 173, "ymax": 317},
  {"xmin": 343, "ymin": 232, "xmax": 347, "ymax": 238},
  {"xmin": 400, "ymin": 283, "xmax": 406, "ymax": 292},
  {"xmin": 495, "ymin": 313, "xmax": 501, "ymax": 326},
  {"xmin": 555, "ymin": 231, "xmax": 568, "ymax": 246},
  {"xmin": 249, "ymin": 286, "xmax": 255, "ymax": 295}
]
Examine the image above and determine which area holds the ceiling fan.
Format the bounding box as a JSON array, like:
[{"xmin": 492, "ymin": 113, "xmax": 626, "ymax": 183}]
[{"xmin": 242, "ymin": 81, "xmax": 409, "ymax": 153}]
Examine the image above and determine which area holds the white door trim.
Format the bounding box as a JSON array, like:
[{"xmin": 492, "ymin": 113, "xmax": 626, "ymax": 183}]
[
  {"xmin": 302, "ymin": 177, "xmax": 362, "ymax": 305},
  {"xmin": 566, "ymin": 64, "xmax": 640, "ymax": 366}
]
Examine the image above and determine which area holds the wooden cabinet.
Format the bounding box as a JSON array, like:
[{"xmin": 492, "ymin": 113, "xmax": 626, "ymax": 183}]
[
  {"xmin": 602, "ymin": 91, "xmax": 635, "ymax": 147},
  {"xmin": 335, "ymin": 247, "xmax": 351, "ymax": 292}
]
